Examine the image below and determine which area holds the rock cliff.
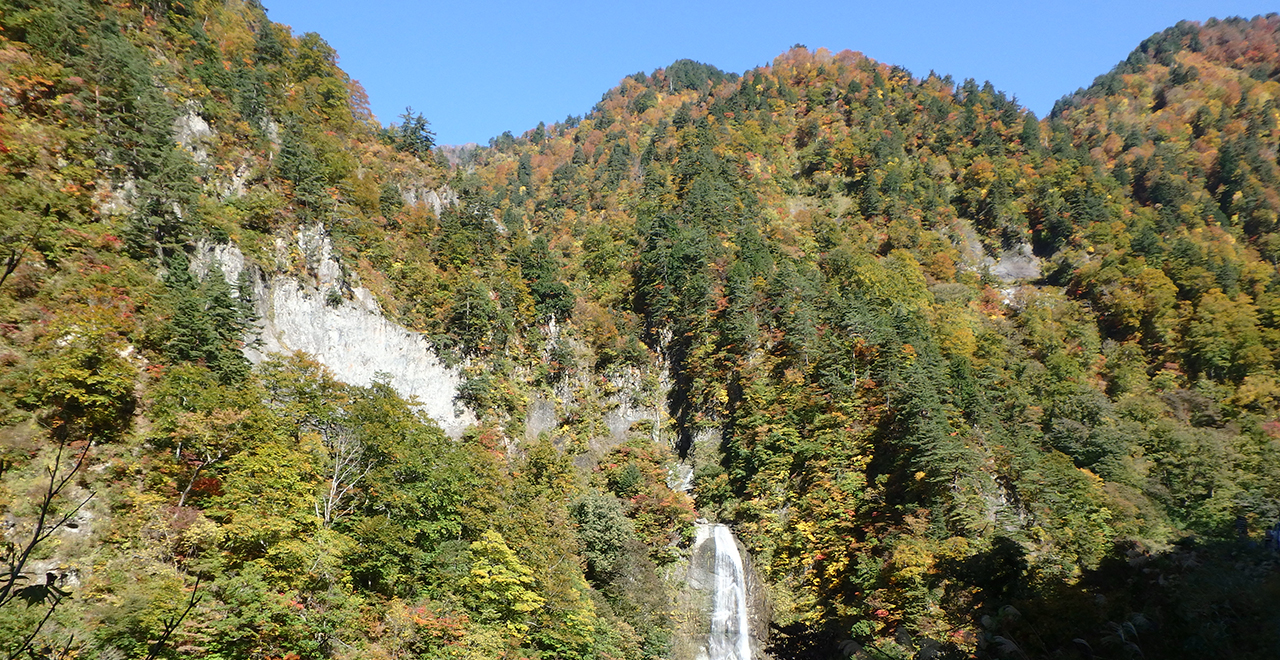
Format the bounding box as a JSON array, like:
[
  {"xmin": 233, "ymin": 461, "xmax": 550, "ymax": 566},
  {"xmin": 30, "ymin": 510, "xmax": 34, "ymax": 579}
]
[{"xmin": 191, "ymin": 227, "xmax": 475, "ymax": 437}]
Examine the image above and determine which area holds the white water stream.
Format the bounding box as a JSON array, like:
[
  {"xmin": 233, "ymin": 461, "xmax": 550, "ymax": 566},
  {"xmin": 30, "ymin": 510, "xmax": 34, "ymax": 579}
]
[{"xmin": 694, "ymin": 523, "xmax": 753, "ymax": 660}]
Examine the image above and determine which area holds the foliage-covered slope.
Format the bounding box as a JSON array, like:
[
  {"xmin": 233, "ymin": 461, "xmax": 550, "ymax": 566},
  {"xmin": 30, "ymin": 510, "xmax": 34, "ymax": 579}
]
[
  {"xmin": 4, "ymin": 2, "xmax": 1280, "ymax": 658},
  {"xmin": 0, "ymin": 1, "xmax": 687, "ymax": 658},
  {"xmin": 451, "ymin": 17, "xmax": 1280, "ymax": 657}
]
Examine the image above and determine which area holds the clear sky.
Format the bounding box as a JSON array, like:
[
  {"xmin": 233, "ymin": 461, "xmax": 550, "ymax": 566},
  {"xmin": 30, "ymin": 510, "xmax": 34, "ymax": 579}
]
[{"xmin": 259, "ymin": 0, "xmax": 1278, "ymax": 146}]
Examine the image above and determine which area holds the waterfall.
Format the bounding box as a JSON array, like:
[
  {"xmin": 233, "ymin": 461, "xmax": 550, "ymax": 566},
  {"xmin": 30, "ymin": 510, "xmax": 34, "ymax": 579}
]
[{"xmin": 694, "ymin": 523, "xmax": 753, "ymax": 660}]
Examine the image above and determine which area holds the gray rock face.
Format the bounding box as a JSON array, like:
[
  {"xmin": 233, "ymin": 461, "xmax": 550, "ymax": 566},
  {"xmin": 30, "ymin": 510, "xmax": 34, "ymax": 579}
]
[
  {"xmin": 667, "ymin": 462, "xmax": 694, "ymax": 493},
  {"xmin": 525, "ymin": 395, "xmax": 558, "ymax": 442},
  {"xmin": 295, "ymin": 223, "xmax": 345, "ymax": 287},
  {"xmin": 951, "ymin": 220, "xmax": 1043, "ymax": 283},
  {"xmin": 401, "ymin": 184, "xmax": 458, "ymax": 217},
  {"xmin": 987, "ymin": 243, "xmax": 1042, "ymax": 282},
  {"xmin": 98, "ymin": 177, "xmax": 137, "ymax": 217},
  {"xmin": 173, "ymin": 103, "xmax": 215, "ymax": 165},
  {"xmin": 192, "ymin": 230, "xmax": 475, "ymax": 437},
  {"xmin": 247, "ymin": 279, "xmax": 475, "ymax": 436},
  {"xmin": 604, "ymin": 388, "xmax": 661, "ymax": 442},
  {"xmin": 217, "ymin": 161, "xmax": 253, "ymax": 200},
  {"xmin": 191, "ymin": 240, "xmax": 247, "ymax": 284}
]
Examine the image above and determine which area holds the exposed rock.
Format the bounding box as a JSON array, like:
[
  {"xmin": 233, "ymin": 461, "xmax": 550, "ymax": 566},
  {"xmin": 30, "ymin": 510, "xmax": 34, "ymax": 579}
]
[
  {"xmin": 952, "ymin": 220, "xmax": 987, "ymax": 268},
  {"xmin": 190, "ymin": 239, "xmax": 247, "ymax": 284},
  {"xmin": 173, "ymin": 102, "xmax": 215, "ymax": 165},
  {"xmin": 987, "ymin": 243, "xmax": 1042, "ymax": 282},
  {"xmin": 97, "ymin": 177, "xmax": 137, "ymax": 217},
  {"xmin": 606, "ymin": 369, "xmax": 664, "ymax": 443},
  {"xmin": 604, "ymin": 394, "xmax": 660, "ymax": 443},
  {"xmin": 264, "ymin": 117, "xmax": 281, "ymax": 149},
  {"xmin": 952, "ymin": 220, "xmax": 1043, "ymax": 283},
  {"xmin": 690, "ymin": 429, "xmax": 722, "ymax": 455},
  {"xmin": 667, "ymin": 462, "xmax": 694, "ymax": 492},
  {"xmin": 402, "ymin": 184, "xmax": 457, "ymax": 217},
  {"xmin": 195, "ymin": 226, "xmax": 672, "ymax": 445},
  {"xmin": 538, "ymin": 362, "xmax": 665, "ymax": 452},
  {"xmin": 525, "ymin": 395, "xmax": 558, "ymax": 442},
  {"xmin": 192, "ymin": 230, "xmax": 475, "ymax": 437},
  {"xmin": 218, "ymin": 160, "xmax": 253, "ymax": 199},
  {"xmin": 26, "ymin": 560, "xmax": 81, "ymax": 589},
  {"xmin": 295, "ymin": 223, "xmax": 344, "ymax": 288},
  {"xmin": 247, "ymin": 279, "xmax": 475, "ymax": 436}
]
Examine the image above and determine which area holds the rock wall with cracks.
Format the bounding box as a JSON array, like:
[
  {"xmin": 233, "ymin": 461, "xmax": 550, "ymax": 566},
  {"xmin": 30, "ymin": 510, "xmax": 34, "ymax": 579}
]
[{"xmin": 190, "ymin": 226, "xmax": 475, "ymax": 437}]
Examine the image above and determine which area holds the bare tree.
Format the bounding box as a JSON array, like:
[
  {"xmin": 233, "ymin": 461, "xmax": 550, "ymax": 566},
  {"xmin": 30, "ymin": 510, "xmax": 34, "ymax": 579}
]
[
  {"xmin": 171, "ymin": 409, "xmax": 248, "ymax": 508},
  {"xmin": 315, "ymin": 423, "xmax": 374, "ymax": 528},
  {"xmin": 1, "ymin": 439, "xmax": 93, "ymax": 660}
]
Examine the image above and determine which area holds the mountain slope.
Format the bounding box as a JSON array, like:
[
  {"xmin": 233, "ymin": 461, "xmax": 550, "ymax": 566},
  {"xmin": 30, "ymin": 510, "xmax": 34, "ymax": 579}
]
[
  {"xmin": 453, "ymin": 18, "xmax": 1280, "ymax": 656},
  {"xmin": 3, "ymin": 3, "xmax": 1280, "ymax": 659}
]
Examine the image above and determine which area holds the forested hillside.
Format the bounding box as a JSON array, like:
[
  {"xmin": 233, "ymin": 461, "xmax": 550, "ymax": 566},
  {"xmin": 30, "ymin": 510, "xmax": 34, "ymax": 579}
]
[{"xmin": 2, "ymin": 1, "xmax": 1280, "ymax": 658}]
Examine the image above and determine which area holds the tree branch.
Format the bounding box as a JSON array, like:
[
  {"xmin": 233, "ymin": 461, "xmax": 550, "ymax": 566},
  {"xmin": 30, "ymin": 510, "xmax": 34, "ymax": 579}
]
[
  {"xmin": 143, "ymin": 575, "xmax": 202, "ymax": 660},
  {"xmin": 0, "ymin": 204, "xmax": 49, "ymax": 290},
  {"xmin": 1, "ymin": 440, "xmax": 93, "ymax": 607}
]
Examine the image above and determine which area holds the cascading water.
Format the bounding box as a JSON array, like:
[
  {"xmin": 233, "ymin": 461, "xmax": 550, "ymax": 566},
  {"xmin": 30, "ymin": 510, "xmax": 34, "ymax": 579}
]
[{"xmin": 693, "ymin": 523, "xmax": 753, "ymax": 660}]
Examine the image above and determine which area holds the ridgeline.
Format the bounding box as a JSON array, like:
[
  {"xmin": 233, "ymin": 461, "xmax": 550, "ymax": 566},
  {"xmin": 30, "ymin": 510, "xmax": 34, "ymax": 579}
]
[{"xmin": 3, "ymin": 2, "xmax": 1280, "ymax": 658}]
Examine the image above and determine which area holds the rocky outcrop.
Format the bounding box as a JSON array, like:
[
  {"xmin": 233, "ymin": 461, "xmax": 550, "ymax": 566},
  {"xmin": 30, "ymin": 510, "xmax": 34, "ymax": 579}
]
[
  {"xmin": 602, "ymin": 369, "xmax": 663, "ymax": 443},
  {"xmin": 525, "ymin": 395, "xmax": 558, "ymax": 442},
  {"xmin": 401, "ymin": 184, "xmax": 458, "ymax": 217},
  {"xmin": 191, "ymin": 227, "xmax": 475, "ymax": 437},
  {"xmin": 526, "ymin": 357, "xmax": 666, "ymax": 452},
  {"xmin": 248, "ymin": 278, "xmax": 475, "ymax": 436},
  {"xmin": 953, "ymin": 220, "xmax": 1043, "ymax": 283},
  {"xmin": 986, "ymin": 243, "xmax": 1042, "ymax": 282},
  {"xmin": 173, "ymin": 102, "xmax": 215, "ymax": 165}
]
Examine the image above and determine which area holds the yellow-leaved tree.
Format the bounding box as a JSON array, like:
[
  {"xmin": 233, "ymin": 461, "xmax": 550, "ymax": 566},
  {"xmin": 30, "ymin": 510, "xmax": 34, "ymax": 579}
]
[{"xmin": 459, "ymin": 530, "xmax": 546, "ymax": 639}]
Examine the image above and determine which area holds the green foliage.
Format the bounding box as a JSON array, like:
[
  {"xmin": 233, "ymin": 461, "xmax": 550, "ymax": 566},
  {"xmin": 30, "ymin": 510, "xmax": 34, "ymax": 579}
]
[
  {"xmin": 345, "ymin": 381, "xmax": 471, "ymax": 596},
  {"xmin": 24, "ymin": 305, "xmax": 139, "ymax": 441},
  {"xmin": 515, "ymin": 235, "xmax": 574, "ymax": 322},
  {"xmin": 90, "ymin": 565, "xmax": 192, "ymax": 659},
  {"xmin": 0, "ymin": 0, "xmax": 200, "ymax": 258},
  {"xmin": 663, "ymin": 59, "xmax": 732, "ymax": 93},
  {"xmin": 384, "ymin": 106, "xmax": 436, "ymax": 157},
  {"xmin": 571, "ymin": 492, "xmax": 635, "ymax": 587},
  {"xmin": 159, "ymin": 251, "xmax": 254, "ymax": 383},
  {"xmin": 7, "ymin": 3, "xmax": 1280, "ymax": 658},
  {"xmin": 276, "ymin": 121, "xmax": 331, "ymax": 220},
  {"xmin": 212, "ymin": 436, "xmax": 320, "ymax": 565},
  {"xmin": 458, "ymin": 530, "xmax": 545, "ymax": 636},
  {"xmin": 596, "ymin": 441, "xmax": 696, "ymax": 563}
]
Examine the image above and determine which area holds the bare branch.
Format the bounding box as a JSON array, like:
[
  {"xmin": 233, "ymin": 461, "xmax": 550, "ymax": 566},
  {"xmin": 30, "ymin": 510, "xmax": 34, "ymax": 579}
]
[
  {"xmin": 5, "ymin": 593, "xmax": 63, "ymax": 660},
  {"xmin": 2, "ymin": 441, "xmax": 93, "ymax": 607},
  {"xmin": 317, "ymin": 424, "xmax": 375, "ymax": 528},
  {"xmin": 0, "ymin": 204, "xmax": 49, "ymax": 290},
  {"xmin": 1, "ymin": 437, "xmax": 94, "ymax": 660},
  {"xmin": 143, "ymin": 575, "xmax": 202, "ymax": 660}
]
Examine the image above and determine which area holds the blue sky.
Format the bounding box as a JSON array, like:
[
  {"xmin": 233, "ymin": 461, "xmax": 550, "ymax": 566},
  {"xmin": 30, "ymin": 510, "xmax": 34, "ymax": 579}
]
[{"xmin": 260, "ymin": 0, "xmax": 1278, "ymax": 146}]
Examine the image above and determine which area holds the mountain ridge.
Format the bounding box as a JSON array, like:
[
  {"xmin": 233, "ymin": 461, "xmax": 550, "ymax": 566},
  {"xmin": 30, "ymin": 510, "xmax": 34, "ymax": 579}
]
[{"xmin": 3, "ymin": 3, "xmax": 1280, "ymax": 658}]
